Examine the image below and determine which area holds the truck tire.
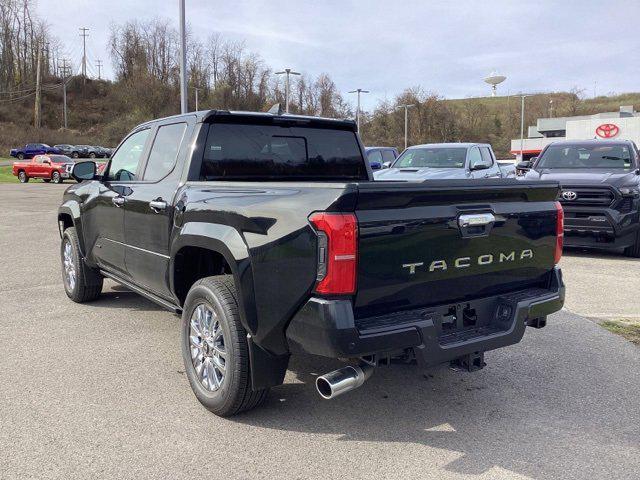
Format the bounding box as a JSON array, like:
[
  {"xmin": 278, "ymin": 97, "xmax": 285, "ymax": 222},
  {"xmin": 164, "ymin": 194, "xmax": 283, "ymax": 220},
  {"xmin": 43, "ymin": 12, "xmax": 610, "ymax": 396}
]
[
  {"xmin": 61, "ymin": 227, "xmax": 103, "ymax": 302},
  {"xmin": 72, "ymin": 152, "xmax": 79, "ymax": 159},
  {"xmin": 17, "ymin": 153, "xmax": 24, "ymax": 160},
  {"xmin": 624, "ymin": 230, "xmax": 640, "ymax": 258},
  {"xmin": 89, "ymin": 152, "xmax": 96, "ymax": 159},
  {"xmin": 181, "ymin": 275, "xmax": 268, "ymax": 416},
  {"xmin": 52, "ymin": 171, "xmax": 62, "ymax": 184},
  {"xmin": 17, "ymin": 171, "xmax": 28, "ymax": 183}
]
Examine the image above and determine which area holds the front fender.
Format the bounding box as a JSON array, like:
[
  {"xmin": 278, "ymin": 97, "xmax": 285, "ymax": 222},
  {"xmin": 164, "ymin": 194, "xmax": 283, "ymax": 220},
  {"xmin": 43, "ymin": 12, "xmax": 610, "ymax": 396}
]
[
  {"xmin": 170, "ymin": 222, "xmax": 258, "ymax": 336},
  {"xmin": 58, "ymin": 201, "xmax": 86, "ymax": 256}
]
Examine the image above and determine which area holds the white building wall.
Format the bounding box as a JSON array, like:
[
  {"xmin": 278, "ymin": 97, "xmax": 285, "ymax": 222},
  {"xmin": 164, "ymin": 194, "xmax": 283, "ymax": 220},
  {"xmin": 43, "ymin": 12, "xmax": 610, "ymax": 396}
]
[{"xmin": 566, "ymin": 116, "xmax": 640, "ymax": 144}]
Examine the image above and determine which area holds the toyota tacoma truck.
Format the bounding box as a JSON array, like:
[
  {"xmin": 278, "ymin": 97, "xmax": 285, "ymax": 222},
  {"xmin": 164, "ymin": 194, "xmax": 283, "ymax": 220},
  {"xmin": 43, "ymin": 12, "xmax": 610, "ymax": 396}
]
[
  {"xmin": 374, "ymin": 143, "xmax": 515, "ymax": 181},
  {"xmin": 521, "ymin": 139, "xmax": 640, "ymax": 256},
  {"xmin": 58, "ymin": 110, "xmax": 565, "ymax": 416},
  {"xmin": 13, "ymin": 154, "xmax": 74, "ymax": 183}
]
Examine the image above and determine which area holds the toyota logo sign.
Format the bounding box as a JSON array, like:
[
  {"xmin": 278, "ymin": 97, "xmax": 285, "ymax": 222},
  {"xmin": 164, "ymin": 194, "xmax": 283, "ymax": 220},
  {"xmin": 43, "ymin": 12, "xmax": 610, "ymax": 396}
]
[
  {"xmin": 595, "ymin": 123, "xmax": 619, "ymax": 138},
  {"xmin": 562, "ymin": 191, "xmax": 578, "ymax": 201}
]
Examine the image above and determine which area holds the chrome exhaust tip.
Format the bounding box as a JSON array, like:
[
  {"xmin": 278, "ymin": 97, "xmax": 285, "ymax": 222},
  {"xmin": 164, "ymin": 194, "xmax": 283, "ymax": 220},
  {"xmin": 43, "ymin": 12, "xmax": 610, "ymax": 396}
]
[{"xmin": 315, "ymin": 363, "xmax": 374, "ymax": 399}]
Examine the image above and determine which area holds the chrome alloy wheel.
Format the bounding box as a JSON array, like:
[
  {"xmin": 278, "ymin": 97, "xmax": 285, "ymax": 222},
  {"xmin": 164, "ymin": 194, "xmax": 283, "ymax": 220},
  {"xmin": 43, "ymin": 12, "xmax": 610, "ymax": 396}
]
[
  {"xmin": 189, "ymin": 303, "xmax": 227, "ymax": 391},
  {"xmin": 63, "ymin": 240, "xmax": 76, "ymax": 290}
]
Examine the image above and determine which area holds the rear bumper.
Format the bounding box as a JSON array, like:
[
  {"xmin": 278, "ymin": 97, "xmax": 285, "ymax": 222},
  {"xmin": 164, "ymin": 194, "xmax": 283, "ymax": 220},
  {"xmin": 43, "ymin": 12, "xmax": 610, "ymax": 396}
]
[{"xmin": 286, "ymin": 268, "xmax": 564, "ymax": 366}]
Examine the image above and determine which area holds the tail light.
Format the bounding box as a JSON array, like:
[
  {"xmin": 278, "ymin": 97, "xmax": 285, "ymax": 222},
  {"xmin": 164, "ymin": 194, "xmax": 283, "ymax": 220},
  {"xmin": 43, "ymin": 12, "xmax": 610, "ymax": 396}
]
[
  {"xmin": 554, "ymin": 201, "xmax": 564, "ymax": 264},
  {"xmin": 309, "ymin": 212, "xmax": 358, "ymax": 295}
]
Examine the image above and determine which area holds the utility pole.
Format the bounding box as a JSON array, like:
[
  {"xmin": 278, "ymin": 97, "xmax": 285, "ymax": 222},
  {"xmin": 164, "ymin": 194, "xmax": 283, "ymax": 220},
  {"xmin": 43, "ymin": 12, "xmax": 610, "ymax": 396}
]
[
  {"xmin": 34, "ymin": 42, "xmax": 42, "ymax": 128},
  {"xmin": 178, "ymin": 0, "xmax": 188, "ymax": 113},
  {"xmin": 348, "ymin": 88, "xmax": 369, "ymax": 133},
  {"xmin": 275, "ymin": 68, "xmax": 301, "ymax": 113},
  {"xmin": 79, "ymin": 27, "xmax": 89, "ymax": 83},
  {"xmin": 194, "ymin": 87, "xmax": 200, "ymax": 111},
  {"xmin": 519, "ymin": 94, "xmax": 530, "ymax": 161},
  {"xmin": 549, "ymin": 99, "xmax": 554, "ymax": 118},
  {"xmin": 96, "ymin": 60, "xmax": 102, "ymax": 80},
  {"xmin": 60, "ymin": 59, "xmax": 70, "ymax": 129},
  {"xmin": 396, "ymin": 104, "xmax": 415, "ymax": 150}
]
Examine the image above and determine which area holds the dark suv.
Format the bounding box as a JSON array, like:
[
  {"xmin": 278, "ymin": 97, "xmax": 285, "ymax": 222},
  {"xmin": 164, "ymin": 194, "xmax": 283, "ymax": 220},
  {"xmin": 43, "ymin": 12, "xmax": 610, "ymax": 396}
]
[{"xmin": 521, "ymin": 139, "xmax": 640, "ymax": 256}]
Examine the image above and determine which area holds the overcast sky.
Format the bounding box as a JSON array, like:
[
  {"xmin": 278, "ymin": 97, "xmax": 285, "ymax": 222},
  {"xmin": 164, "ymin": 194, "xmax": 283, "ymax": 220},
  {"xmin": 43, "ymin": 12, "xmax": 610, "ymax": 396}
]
[{"xmin": 38, "ymin": 0, "xmax": 640, "ymax": 110}]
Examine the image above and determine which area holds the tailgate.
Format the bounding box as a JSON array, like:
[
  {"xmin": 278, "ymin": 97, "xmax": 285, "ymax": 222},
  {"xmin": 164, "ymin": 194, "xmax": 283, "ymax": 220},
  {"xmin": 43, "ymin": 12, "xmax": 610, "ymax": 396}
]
[{"xmin": 353, "ymin": 180, "xmax": 560, "ymax": 319}]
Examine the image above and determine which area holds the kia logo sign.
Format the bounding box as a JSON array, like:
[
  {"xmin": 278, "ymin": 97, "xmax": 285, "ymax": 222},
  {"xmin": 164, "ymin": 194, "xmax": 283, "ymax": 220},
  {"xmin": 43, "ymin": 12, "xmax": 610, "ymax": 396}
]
[
  {"xmin": 562, "ymin": 191, "xmax": 578, "ymax": 201},
  {"xmin": 595, "ymin": 123, "xmax": 620, "ymax": 138}
]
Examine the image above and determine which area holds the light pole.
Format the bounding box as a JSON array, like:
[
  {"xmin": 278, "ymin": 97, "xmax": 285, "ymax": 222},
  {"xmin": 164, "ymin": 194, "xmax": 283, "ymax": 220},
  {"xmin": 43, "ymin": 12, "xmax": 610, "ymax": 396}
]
[
  {"xmin": 178, "ymin": 0, "xmax": 188, "ymax": 113},
  {"xmin": 275, "ymin": 68, "xmax": 301, "ymax": 113},
  {"xmin": 519, "ymin": 94, "xmax": 531, "ymax": 161},
  {"xmin": 348, "ymin": 88, "xmax": 369, "ymax": 133},
  {"xmin": 396, "ymin": 104, "xmax": 415, "ymax": 150},
  {"xmin": 194, "ymin": 87, "xmax": 200, "ymax": 111}
]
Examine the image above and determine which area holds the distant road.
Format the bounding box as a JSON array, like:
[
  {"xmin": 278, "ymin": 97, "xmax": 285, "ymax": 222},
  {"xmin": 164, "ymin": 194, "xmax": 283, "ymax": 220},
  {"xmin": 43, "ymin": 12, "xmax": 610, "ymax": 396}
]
[{"xmin": 0, "ymin": 158, "xmax": 12, "ymax": 167}]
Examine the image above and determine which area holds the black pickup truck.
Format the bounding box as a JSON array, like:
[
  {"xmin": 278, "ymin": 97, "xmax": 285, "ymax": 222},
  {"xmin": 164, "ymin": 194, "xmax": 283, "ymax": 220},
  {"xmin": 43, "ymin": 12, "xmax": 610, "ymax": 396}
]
[
  {"xmin": 58, "ymin": 110, "xmax": 565, "ymax": 416},
  {"xmin": 520, "ymin": 139, "xmax": 640, "ymax": 256}
]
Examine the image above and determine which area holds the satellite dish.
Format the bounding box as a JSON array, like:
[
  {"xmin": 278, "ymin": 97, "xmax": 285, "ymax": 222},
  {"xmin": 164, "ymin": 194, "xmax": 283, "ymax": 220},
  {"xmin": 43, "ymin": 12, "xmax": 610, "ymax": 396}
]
[{"xmin": 484, "ymin": 71, "xmax": 506, "ymax": 96}]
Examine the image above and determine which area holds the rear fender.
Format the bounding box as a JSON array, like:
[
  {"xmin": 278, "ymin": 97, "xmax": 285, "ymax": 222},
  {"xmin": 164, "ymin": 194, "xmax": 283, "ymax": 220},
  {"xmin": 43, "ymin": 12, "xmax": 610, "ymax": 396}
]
[{"xmin": 170, "ymin": 222, "xmax": 258, "ymax": 336}]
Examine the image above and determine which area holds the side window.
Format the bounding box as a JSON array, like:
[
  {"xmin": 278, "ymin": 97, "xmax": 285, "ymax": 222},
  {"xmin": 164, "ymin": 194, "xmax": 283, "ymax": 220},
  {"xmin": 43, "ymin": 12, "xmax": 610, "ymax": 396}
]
[
  {"xmin": 480, "ymin": 147, "xmax": 494, "ymax": 167},
  {"xmin": 143, "ymin": 122, "xmax": 187, "ymax": 182},
  {"xmin": 367, "ymin": 150, "xmax": 383, "ymax": 163},
  {"xmin": 106, "ymin": 129, "xmax": 150, "ymax": 182},
  {"xmin": 468, "ymin": 147, "xmax": 483, "ymax": 168},
  {"xmin": 381, "ymin": 150, "xmax": 396, "ymax": 163}
]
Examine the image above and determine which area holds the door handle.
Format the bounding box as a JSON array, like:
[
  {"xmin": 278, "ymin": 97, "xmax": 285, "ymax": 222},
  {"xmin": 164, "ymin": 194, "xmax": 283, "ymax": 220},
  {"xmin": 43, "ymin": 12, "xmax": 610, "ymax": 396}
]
[
  {"xmin": 149, "ymin": 200, "xmax": 167, "ymax": 212},
  {"xmin": 112, "ymin": 196, "xmax": 125, "ymax": 207}
]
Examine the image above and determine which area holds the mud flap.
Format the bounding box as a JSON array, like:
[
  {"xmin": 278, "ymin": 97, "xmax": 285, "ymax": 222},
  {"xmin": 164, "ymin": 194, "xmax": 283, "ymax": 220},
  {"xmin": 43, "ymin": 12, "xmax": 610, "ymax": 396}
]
[{"xmin": 247, "ymin": 334, "xmax": 290, "ymax": 390}]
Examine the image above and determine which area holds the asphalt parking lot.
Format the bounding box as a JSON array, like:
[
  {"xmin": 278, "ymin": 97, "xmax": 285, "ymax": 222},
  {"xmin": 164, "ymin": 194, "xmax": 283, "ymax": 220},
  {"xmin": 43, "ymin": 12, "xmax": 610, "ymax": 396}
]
[{"xmin": 1, "ymin": 183, "xmax": 639, "ymax": 480}]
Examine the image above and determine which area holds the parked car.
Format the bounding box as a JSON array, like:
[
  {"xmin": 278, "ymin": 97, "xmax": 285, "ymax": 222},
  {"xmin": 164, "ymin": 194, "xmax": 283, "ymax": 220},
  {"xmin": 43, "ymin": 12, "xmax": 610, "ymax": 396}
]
[
  {"xmin": 76, "ymin": 145, "xmax": 104, "ymax": 158},
  {"xmin": 374, "ymin": 143, "xmax": 514, "ymax": 181},
  {"xmin": 54, "ymin": 144, "xmax": 82, "ymax": 159},
  {"xmin": 10, "ymin": 143, "xmax": 61, "ymax": 160},
  {"xmin": 96, "ymin": 146, "xmax": 112, "ymax": 158},
  {"xmin": 520, "ymin": 139, "xmax": 640, "ymax": 256},
  {"xmin": 13, "ymin": 154, "xmax": 74, "ymax": 183},
  {"xmin": 365, "ymin": 146, "xmax": 398, "ymax": 170},
  {"xmin": 58, "ymin": 110, "xmax": 564, "ymax": 416}
]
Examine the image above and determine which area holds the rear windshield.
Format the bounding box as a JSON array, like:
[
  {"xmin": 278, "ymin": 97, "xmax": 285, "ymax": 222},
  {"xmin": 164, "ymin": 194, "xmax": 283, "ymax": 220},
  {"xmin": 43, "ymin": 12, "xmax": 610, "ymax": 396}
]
[
  {"xmin": 393, "ymin": 147, "xmax": 467, "ymax": 168},
  {"xmin": 200, "ymin": 123, "xmax": 367, "ymax": 181},
  {"xmin": 537, "ymin": 144, "xmax": 634, "ymax": 169}
]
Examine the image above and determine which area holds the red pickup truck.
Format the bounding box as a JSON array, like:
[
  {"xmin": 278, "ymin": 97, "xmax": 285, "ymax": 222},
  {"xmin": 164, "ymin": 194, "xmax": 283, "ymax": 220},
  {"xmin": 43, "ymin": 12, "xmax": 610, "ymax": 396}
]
[{"xmin": 13, "ymin": 154, "xmax": 74, "ymax": 183}]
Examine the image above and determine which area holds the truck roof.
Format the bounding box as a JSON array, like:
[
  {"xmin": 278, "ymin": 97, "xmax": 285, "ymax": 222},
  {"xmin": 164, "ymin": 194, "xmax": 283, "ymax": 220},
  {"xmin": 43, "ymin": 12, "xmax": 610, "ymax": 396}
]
[
  {"xmin": 136, "ymin": 109, "xmax": 357, "ymax": 130},
  {"xmin": 546, "ymin": 138, "xmax": 633, "ymax": 147},
  {"xmin": 408, "ymin": 142, "xmax": 491, "ymax": 149}
]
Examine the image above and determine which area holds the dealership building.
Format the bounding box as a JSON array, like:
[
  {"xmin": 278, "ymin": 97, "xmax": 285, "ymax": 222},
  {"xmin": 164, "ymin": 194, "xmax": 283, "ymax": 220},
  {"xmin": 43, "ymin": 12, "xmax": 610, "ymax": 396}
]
[{"xmin": 510, "ymin": 105, "xmax": 640, "ymax": 161}]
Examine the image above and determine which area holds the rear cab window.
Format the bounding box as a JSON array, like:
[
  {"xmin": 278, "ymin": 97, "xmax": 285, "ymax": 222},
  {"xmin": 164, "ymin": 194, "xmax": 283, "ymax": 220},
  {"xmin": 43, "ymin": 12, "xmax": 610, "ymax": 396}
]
[{"xmin": 200, "ymin": 121, "xmax": 367, "ymax": 181}]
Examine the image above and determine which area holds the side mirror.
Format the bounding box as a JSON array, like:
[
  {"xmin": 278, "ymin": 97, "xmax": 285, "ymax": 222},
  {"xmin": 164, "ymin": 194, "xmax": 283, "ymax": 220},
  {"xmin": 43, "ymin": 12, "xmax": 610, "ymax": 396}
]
[
  {"xmin": 382, "ymin": 161, "xmax": 392, "ymax": 169},
  {"xmin": 72, "ymin": 161, "xmax": 97, "ymax": 182},
  {"xmin": 370, "ymin": 162, "xmax": 382, "ymax": 170},
  {"xmin": 517, "ymin": 160, "xmax": 532, "ymax": 169},
  {"xmin": 43, "ymin": 159, "xmax": 50, "ymax": 165},
  {"xmin": 470, "ymin": 163, "xmax": 490, "ymax": 171}
]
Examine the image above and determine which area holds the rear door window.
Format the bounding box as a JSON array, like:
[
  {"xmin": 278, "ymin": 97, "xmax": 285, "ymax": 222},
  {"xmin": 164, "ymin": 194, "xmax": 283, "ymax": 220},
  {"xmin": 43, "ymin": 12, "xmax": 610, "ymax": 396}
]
[
  {"xmin": 143, "ymin": 122, "xmax": 187, "ymax": 182},
  {"xmin": 200, "ymin": 123, "xmax": 367, "ymax": 181},
  {"xmin": 381, "ymin": 150, "xmax": 396, "ymax": 163},
  {"xmin": 479, "ymin": 147, "xmax": 494, "ymax": 167}
]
